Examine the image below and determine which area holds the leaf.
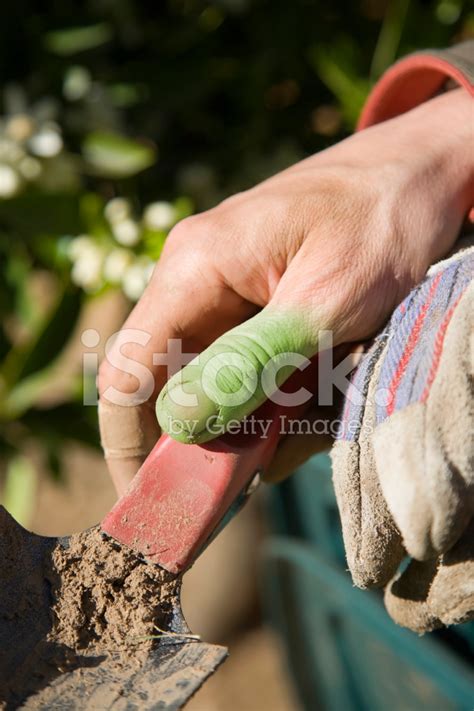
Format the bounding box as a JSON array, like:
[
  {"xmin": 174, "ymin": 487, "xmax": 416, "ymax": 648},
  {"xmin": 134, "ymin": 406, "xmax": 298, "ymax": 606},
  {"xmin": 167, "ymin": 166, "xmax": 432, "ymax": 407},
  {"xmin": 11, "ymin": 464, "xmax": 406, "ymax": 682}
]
[
  {"xmin": 308, "ymin": 46, "xmax": 370, "ymax": 128},
  {"xmin": 82, "ymin": 132, "xmax": 156, "ymax": 178},
  {"xmin": 44, "ymin": 23, "xmax": 113, "ymax": 56},
  {"xmin": 16, "ymin": 287, "xmax": 83, "ymax": 382},
  {"xmin": 2, "ymin": 367, "xmax": 62, "ymax": 419},
  {"xmin": 1, "ymin": 455, "xmax": 37, "ymax": 527},
  {"xmin": 108, "ymin": 83, "xmax": 143, "ymax": 108},
  {"xmin": 0, "ymin": 286, "xmax": 82, "ymax": 395},
  {"xmin": 370, "ymin": 0, "xmax": 410, "ymax": 80},
  {"xmin": 4, "ymin": 252, "xmax": 38, "ymax": 329}
]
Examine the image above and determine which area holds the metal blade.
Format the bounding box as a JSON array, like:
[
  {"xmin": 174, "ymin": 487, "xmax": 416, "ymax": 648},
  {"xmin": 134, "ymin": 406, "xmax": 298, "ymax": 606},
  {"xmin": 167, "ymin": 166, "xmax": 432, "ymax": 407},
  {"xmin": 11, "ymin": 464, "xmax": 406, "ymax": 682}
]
[
  {"xmin": 0, "ymin": 507, "xmax": 227, "ymax": 710},
  {"xmin": 19, "ymin": 641, "xmax": 228, "ymax": 710}
]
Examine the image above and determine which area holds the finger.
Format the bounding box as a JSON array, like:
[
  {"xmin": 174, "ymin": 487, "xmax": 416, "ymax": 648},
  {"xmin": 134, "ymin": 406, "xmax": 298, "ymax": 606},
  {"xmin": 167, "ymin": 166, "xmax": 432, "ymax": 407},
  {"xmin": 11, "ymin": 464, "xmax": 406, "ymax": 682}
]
[
  {"xmin": 156, "ymin": 301, "xmax": 325, "ymax": 443},
  {"xmin": 263, "ymin": 406, "xmax": 336, "ymax": 484},
  {"xmin": 156, "ymin": 238, "xmax": 339, "ymax": 445},
  {"xmin": 263, "ymin": 344, "xmax": 359, "ymax": 483},
  {"xmin": 98, "ymin": 400, "xmax": 160, "ymax": 497},
  {"xmin": 263, "ymin": 351, "xmax": 357, "ymax": 485},
  {"xmin": 98, "ymin": 217, "xmax": 256, "ymax": 493},
  {"xmin": 156, "ymin": 205, "xmax": 378, "ymax": 445}
]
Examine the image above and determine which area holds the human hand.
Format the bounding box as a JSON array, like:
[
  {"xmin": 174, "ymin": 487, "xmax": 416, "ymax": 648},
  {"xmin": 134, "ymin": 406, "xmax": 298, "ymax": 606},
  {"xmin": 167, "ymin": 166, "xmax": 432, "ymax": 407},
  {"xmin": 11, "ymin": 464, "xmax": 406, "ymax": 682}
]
[{"xmin": 98, "ymin": 88, "xmax": 473, "ymax": 495}]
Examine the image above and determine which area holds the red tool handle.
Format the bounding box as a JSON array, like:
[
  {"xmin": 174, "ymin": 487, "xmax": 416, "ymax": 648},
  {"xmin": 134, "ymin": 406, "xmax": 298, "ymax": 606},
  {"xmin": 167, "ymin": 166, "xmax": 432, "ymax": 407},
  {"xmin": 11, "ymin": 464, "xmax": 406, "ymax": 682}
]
[{"xmin": 101, "ymin": 357, "xmax": 319, "ymax": 574}]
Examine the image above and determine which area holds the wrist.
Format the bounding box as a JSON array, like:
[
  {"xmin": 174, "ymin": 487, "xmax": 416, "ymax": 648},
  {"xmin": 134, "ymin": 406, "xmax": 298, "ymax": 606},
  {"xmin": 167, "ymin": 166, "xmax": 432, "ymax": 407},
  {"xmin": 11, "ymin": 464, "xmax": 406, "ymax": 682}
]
[
  {"xmin": 406, "ymin": 89, "xmax": 473, "ymax": 217},
  {"xmin": 318, "ymin": 88, "xmax": 472, "ymax": 278},
  {"xmin": 351, "ymin": 88, "xmax": 473, "ymax": 245},
  {"xmin": 323, "ymin": 89, "xmax": 472, "ymax": 221}
]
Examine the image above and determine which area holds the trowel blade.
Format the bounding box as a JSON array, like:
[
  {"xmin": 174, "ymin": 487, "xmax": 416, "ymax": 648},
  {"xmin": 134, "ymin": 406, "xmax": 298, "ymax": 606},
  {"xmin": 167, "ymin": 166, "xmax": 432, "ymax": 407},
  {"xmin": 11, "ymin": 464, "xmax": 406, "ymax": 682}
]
[
  {"xmin": 18, "ymin": 641, "xmax": 228, "ymax": 710},
  {"xmin": 0, "ymin": 507, "xmax": 227, "ymax": 710}
]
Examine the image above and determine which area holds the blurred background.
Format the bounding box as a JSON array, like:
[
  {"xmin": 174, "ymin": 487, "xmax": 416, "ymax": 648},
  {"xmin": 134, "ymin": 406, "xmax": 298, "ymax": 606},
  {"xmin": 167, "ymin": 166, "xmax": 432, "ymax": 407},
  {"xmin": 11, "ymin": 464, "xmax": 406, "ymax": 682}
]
[{"xmin": 0, "ymin": 2, "xmax": 473, "ymax": 710}]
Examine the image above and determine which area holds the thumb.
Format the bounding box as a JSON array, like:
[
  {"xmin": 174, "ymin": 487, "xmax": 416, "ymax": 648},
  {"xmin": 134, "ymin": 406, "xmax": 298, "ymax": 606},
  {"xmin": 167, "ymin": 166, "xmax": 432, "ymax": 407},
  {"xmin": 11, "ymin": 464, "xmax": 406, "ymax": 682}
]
[{"xmin": 156, "ymin": 306, "xmax": 321, "ymax": 443}]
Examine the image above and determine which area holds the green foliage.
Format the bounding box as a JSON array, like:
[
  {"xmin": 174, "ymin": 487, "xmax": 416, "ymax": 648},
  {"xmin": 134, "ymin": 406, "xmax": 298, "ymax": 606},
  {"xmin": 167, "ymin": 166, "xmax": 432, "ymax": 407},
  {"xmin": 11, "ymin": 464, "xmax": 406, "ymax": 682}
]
[
  {"xmin": 82, "ymin": 132, "xmax": 156, "ymax": 178},
  {"xmin": 1, "ymin": 288, "xmax": 83, "ymax": 419},
  {"xmin": 44, "ymin": 23, "xmax": 113, "ymax": 56},
  {"xmin": 307, "ymin": 44, "xmax": 371, "ymax": 127}
]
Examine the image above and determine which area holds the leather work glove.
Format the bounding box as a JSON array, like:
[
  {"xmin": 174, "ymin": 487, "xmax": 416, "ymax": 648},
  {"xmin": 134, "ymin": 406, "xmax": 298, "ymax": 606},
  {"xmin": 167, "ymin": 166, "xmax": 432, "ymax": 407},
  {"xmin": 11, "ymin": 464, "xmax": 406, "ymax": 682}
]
[{"xmin": 331, "ymin": 239, "xmax": 474, "ymax": 633}]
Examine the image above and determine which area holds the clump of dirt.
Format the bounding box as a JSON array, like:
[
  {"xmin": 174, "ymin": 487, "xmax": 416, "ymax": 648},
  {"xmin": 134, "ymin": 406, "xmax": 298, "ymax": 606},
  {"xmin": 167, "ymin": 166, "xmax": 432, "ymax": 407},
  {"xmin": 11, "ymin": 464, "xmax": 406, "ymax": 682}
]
[
  {"xmin": 49, "ymin": 526, "xmax": 180, "ymax": 654},
  {"xmin": 0, "ymin": 509, "xmax": 182, "ymax": 709}
]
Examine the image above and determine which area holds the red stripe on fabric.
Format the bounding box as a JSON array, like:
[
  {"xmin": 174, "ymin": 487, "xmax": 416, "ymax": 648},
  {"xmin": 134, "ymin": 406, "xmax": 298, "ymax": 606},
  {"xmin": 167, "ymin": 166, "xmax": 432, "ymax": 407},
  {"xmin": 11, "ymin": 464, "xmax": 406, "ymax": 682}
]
[
  {"xmin": 420, "ymin": 292, "xmax": 464, "ymax": 403},
  {"xmin": 342, "ymin": 387, "xmax": 351, "ymax": 423},
  {"xmin": 386, "ymin": 273, "xmax": 442, "ymax": 416}
]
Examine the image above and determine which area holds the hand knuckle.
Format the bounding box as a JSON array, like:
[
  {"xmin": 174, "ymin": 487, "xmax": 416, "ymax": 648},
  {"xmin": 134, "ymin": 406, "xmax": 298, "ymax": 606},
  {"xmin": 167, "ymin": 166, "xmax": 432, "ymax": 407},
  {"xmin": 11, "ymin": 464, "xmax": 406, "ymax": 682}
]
[{"xmin": 166, "ymin": 213, "xmax": 215, "ymax": 247}]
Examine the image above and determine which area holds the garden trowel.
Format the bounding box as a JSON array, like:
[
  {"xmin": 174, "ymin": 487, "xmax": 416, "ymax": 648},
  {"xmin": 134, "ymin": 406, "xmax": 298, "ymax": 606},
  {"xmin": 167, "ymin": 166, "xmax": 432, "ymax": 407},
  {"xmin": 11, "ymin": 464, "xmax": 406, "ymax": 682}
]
[{"xmin": 0, "ymin": 359, "xmax": 318, "ymax": 709}]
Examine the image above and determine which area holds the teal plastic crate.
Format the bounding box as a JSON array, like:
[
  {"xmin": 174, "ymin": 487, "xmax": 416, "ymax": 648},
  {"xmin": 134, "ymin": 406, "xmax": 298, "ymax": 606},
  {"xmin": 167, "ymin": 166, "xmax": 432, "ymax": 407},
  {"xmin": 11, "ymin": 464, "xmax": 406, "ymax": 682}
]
[{"xmin": 261, "ymin": 454, "xmax": 474, "ymax": 711}]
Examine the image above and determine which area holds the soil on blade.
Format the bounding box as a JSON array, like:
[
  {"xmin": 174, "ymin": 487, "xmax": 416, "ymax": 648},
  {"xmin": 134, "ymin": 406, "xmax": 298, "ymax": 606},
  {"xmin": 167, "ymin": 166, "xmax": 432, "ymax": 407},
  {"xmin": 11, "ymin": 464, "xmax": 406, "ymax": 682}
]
[
  {"xmin": 48, "ymin": 526, "xmax": 179, "ymax": 653},
  {"xmin": 0, "ymin": 510, "xmax": 181, "ymax": 709}
]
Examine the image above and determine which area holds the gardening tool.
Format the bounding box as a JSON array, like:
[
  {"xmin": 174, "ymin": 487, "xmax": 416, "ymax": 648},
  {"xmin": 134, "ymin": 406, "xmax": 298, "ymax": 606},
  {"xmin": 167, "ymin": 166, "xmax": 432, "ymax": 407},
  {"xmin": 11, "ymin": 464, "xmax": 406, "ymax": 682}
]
[{"xmin": 0, "ymin": 358, "xmax": 319, "ymax": 710}]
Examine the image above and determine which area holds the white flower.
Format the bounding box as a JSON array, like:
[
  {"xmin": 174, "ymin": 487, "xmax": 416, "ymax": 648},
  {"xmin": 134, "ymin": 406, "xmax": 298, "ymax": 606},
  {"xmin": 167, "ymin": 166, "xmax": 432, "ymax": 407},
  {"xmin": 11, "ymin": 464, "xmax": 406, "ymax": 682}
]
[
  {"xmin": 104, "ymin": 197, "xmax": 132, "ymax": 225},
  {"xmin": 5, "ymin": 114, "xmax": 35, "ymax": 142},
  {"xmin": 71, "ymin": 243, "xmax": 104, "ymax": 292},
  {"xmin": 143, "ymin": 201, "xmax": 177, "ymax": 231},
  {"xmin": 122, "ymin": 257, "xmax": 154, "ymax": 301},
  {"xmin": 113, "ymin": 218, "xmax": 141, "ymax": 246},
  {"xmin": 18, "ymin": 156, "xmax": 42, "ymax": 180},
  {"xmin": 103, "ymin": 248, "xmax": 133, "ymax": 283},
  {"xmin": 0, "ymin": 164, "xmax": 21, "ymax": 198},
  {"xmin": 67, "ymin": 235, "xmax": 95, "ymax": 260},
  {"xmin": 28, "ymin": 125, "xmax": 63, "ymax": 157}
]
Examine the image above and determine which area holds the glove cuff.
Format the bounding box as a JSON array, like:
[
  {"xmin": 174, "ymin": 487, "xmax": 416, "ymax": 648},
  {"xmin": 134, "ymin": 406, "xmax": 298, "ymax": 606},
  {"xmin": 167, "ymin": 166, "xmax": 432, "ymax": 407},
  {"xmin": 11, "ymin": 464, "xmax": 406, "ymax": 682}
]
[{"xmin": 358, "ymin": 41, "xmax": 474, "ymax": 131}]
